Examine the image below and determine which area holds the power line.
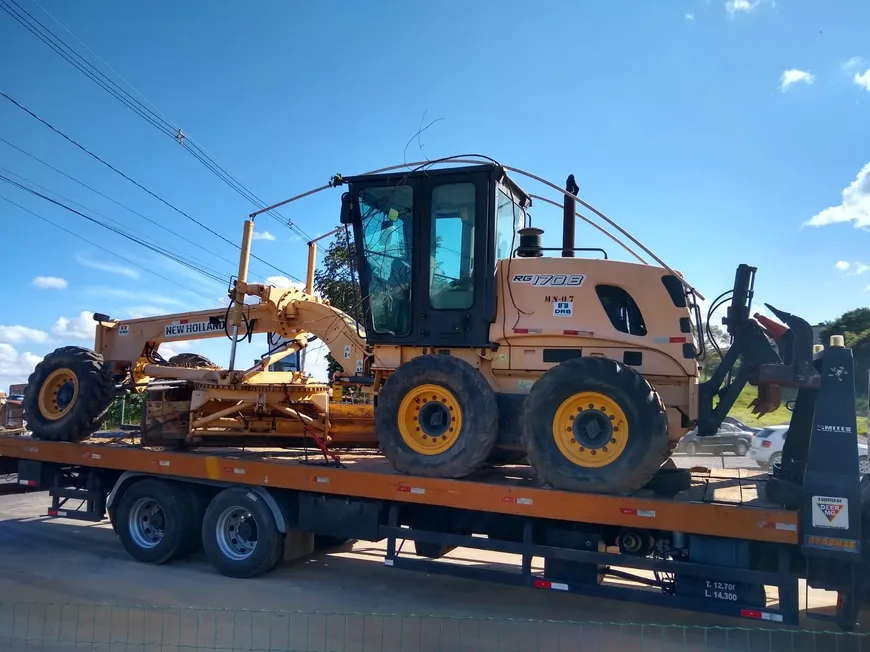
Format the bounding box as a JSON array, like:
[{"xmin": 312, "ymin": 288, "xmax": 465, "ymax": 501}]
[
  {"xmin": 6, "ymin": 0, "xmax": 313, "ymax": 242},
  {"xmin": 0, "ymin": 135, "xmax": 241, "ymax": 270},
  {"xmin": 0, "ymin": 0, "xmax": 175, "ymax": 137},
  {"xmin": 0, "ymin": 89, "xmax": 303, "ymax": 282},
  {"xmin": 0, "ymin": 173, "xmax": 228, "ymax": 284},
  {"xmin": 0, "ymin": 193, "xmax": 217, "ymax": 302},
  {"xmin": 0, "ymin": 166, "xmax": 229, "ymax": 281}
]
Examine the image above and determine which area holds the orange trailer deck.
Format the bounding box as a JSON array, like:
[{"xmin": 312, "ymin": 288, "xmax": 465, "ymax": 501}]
[{"xmin": 0, "ymin": 432, "xmax": 797, "ymax": 545}]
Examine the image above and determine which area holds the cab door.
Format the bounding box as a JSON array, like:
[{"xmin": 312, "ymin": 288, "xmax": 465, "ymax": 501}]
[{"xmin": 416, "ymin": 169, "xmax": 494, "ymax": 348}]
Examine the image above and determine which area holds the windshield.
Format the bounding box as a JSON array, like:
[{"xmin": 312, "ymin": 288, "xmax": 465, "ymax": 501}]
[
  {"xmin": 357, "ymin": 185, "xmax": 414, "ymax": 337},
  {"xmin": 496, "ymin": 187, "xmax": 525, "ymax": 260}
]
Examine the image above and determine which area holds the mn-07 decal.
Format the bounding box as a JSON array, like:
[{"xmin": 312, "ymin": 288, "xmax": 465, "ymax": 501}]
[{"xmin": 511, "ymin": 274, "xmax": 585, "ymax": 287}]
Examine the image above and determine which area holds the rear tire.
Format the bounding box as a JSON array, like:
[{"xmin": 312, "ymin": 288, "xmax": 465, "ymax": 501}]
[
  {"xmin": 167, "ymin": 353, "xmax": 216, "ymax": 368},
  {"xmin": 114, "ymin": 479, "xmax": 199, "ymax": 564},
  {"xmin": 201, "ymin": 487, "xmax": 284, "ymax": 578},
  {"xmin": 375, "ymin": 355, "xmax": 499, "ymax": 478},
  {"xmin": 23, "ymin": 346, "xmax": 115, "ymax": 442},
  {"xmin": 734, "ymin": 441, "xmax": 749, "ymax": 457},
  {"xmin": 521, "ymin": 357, "xmax": 669, "ymax": 495}
]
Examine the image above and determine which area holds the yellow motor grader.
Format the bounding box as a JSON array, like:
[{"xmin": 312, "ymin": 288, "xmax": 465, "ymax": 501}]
[{"xmin": 21, "ymin": 158, "xmax": 818, "ymax": 495}]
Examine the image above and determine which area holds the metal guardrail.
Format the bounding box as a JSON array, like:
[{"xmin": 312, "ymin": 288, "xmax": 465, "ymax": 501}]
[{"xmin": 0, "ymin": 602, "xmax": 868, "ymax": 652}]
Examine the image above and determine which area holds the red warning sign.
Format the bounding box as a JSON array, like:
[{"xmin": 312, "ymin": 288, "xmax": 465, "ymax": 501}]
[
  {"xmin": 820, "ymin": 502, "xmax": 844, "ymax": 522},
  {"xmin": 812, "ymin": 496, "xmax": 849, "ymax": 530}
]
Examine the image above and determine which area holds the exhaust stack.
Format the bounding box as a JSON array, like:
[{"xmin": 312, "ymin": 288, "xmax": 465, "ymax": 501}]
[{"xmin": 562, "ymin": 174, "xmax": 579, "ymax": 257}]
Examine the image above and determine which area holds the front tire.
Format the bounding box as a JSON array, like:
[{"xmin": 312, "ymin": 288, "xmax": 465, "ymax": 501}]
[
  {"xmin": 375, "ymin": 355, "xmax": 499, "ymax": 478},
  {"xmin": 23, "ymin": 346, "xmax": 115, "ymax": 442},
  {"xmin": 201, "ymin": 487, "xmax": 285, "ymax": 578},
  {"xmin": 521, "ymin": 357, "xmax": 669, "ymax": 495}
]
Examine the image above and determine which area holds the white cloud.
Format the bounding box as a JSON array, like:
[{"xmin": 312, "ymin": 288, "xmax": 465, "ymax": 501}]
[
  {"xmin": 252, "ymin": 231, "xmax": 276, "ymax": 241},
  {"xmin": 159, "ymin": 346, "xmax": 179, "ymax": 360},
  {"xmin": 685, "ymin": 12, "xmax": 695, "ymax": 20},
  {"xmin": 125, "ymin": 306, "xmax": 172, "ymax": 319},
  {"xmin": 855, "ymin": 69, "xmax": 870, "ymax": 92},
  {"xmin": 0, "ymin": 343, "xmax": 42, "ymax": 389},
  {"xmin": 834, "ymin": 260, "xmax": 869, "ymax": 275},
  {"xmin": 265, "ymin": 275, "xmax": 303, "ymax": 289},
  {"xmin": 779, "ymin": 69, "xmax": 814, "ymax": 92},
  {"xmin": 76, "ymin": 254, "xmax": 139, "ymax": 279},
  {"xmin": 32, "ymin": 276, "xmax": 68, "ymax": 290},
  {"xmin": 86, "ymin": 287, "xmax": 184, "ymax": 306},
  {"xmin": 844, "ymin": 57, "xmax": 864, "ymax": 71},
  {"xmin": 51, "ymin": 311, "xmax": 96, "ymax": 341},
  {"xmin": 264, "ymin": 275, "xmax": 322, "ymax": 298},
  {"xmin": 805, "ymin": 162, "xmax": 870, "ymax": 229},
  {"xmin": 0, "ymin": 325, "xmax": 49, "ymax": 345},
  {"xmin": 726, "ymin": 0, "xmax": 767, "ymax": 16}
]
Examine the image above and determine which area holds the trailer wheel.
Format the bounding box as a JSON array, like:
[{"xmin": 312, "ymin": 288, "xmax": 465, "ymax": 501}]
[
  {"xmin": 201, "ymin": 487, "xmax": 285, "ymax": 578},
  {"xmin": 23, "ymin": 346, "xmax": 115, "ymax": 442},
  {"xmin": 375, "ymin": 355, "xmax": 499, "ymax": 478},
  {"xmin": 115, "ymin": 479, "xmax": 199, "ymax": 564},
  {"xmin": 167, "ymin": 353, "xmax": 217, "ymax": 368},
  {"xmin": 521, "ymin": 357, "xmax": 669, "ymax": 495}
]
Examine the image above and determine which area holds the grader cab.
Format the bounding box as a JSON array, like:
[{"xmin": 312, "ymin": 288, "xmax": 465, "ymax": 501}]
[{"xmin": 21, "ymin": 159, "xmax": 819, "ymax": 496}]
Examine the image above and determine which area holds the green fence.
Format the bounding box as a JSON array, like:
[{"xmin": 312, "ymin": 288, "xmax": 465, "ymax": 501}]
[{"xmin": 0, "ymin": 602, "xmax": 868, "ymax": 652}]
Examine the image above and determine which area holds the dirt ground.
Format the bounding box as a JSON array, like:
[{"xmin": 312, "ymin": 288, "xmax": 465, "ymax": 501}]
[{"xmin": 0, "ymin": 490, "xmax": 866, "ymax": 652}]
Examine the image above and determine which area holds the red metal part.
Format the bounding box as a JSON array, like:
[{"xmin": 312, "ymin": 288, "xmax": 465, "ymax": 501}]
[{"xmin": 754, "ymin": 313, "xmax": 789, "ymax": 342}]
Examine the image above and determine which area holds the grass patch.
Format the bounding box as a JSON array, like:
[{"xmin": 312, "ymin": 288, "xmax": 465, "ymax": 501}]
[{"xmin": 727, "ymin": 386, "xmax": 868, "ymax": 436}]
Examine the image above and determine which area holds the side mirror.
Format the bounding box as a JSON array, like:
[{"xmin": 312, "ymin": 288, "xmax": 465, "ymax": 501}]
[
  {"xmin": 785, "ymin": 399, "xmax": 796, "ymax": 412},
  {"xmin": 340, "ymin": 192, "xmax": 352, "ymax": 225}
]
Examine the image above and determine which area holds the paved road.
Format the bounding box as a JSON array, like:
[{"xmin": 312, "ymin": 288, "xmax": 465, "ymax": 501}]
[
  {"xmin": 0, "ymin": 489, "xmax": 860, "ymax": 651},
  {"xmin": 672, "ymin": 452, "xmax": 764, "ymax": 471}
]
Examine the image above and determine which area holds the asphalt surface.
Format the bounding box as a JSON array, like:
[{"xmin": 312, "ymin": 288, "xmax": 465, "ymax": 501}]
[{"xmin": 0, "ymin": 482, "xmax": 862, "ymax": 651}]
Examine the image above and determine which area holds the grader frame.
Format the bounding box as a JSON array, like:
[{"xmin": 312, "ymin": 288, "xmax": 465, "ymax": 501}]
[{"xmin": 23, "ymin": 157, "xmax": 818, "ymax": 496}]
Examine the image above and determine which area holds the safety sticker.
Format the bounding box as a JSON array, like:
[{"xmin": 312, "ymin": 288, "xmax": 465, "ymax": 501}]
[
  {"xmin": 343, "ymin": 344, "xmax": 351, "ymax": 359},
  {"xmin": 119, "ymin": 325, "xmax": 129, "ymax": 336},
  {"xmin": 553, "ymin": 301, "xmax": 573, "ymax": 317},
  {"xmin": 812, "ymin": 496, "xmax": 849, "ymax": 529}
]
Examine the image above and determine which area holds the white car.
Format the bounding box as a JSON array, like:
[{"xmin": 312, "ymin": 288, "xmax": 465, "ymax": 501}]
[{"xmin": 750, "ymin": 425, "xmax": 870, "ymax": 474}]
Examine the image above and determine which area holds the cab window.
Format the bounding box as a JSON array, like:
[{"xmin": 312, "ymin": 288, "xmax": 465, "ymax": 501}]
[{"xmin": 430, "ymin": 183, "xmax": 475, "ymax": 310}]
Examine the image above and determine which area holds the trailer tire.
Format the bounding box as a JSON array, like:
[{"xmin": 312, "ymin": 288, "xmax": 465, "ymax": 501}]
[
  {"xmin": 375, "ymin": 355, "xmax": 499, "ymax": 478},
  {"xmin": 23, "ymin": 346, "xmax": 115, "ymax": 442},
  {"xmin": 202, "ymin": 487, "xmax": 285, "ymax": 579},
  {"xmin": 115, "ymin": 479, "xmax": 198, "ymax": 564},
  {"xmin": 521, "ymin": 356, "xmax": 669, "ymax": 495}
]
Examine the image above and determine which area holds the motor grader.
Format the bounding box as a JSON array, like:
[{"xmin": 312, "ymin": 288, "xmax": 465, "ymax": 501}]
[{"xmin": 21, "ymin": 158, "xmax": 818, "ymax": 495}]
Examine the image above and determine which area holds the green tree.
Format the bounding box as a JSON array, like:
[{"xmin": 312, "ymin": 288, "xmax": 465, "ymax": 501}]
[
  {"xmin": 312, "ymin": 226, "xmax": 362, "ymax": 378},
  {"xmin": 104, "ymin": 393, "xmax": 144, "ymax": 428},
  {"xmin": 694, "ymin": 323, "xmax": 731, "ymax": 381},
  {"xmin": 819, "ymin": 308, "xmax": 870, "ymax": 405}
]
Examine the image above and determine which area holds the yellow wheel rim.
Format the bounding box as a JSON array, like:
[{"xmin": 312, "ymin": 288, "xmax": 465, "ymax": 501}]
[
  {"xmin": 397, "ymin": 384, "xmax": 463, "ymax": 455},
  {"xmin": 552, "ymin": 391, "xmax": 628, "ymax": 468},
  {"xmin": 37, "ymin": 368, "xmax": 79, "ymax": 420}
]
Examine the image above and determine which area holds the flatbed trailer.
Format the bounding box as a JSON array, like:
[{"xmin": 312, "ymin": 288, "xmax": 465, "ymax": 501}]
[
  {"xmin": 0, "ymin": 431, "xmax": 848, "ymax": 630},
  {"xmin": 1, "ymin": 338, "xmax": 867, "ymax": 631}
]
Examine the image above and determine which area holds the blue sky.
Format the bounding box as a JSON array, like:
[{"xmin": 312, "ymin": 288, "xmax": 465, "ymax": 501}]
[{"xmin": 1, "ymin": 0, "xmax": 869, "ymax": 389}]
